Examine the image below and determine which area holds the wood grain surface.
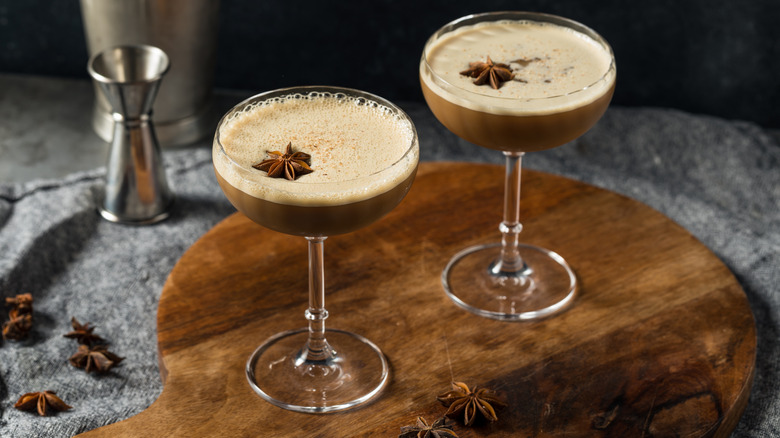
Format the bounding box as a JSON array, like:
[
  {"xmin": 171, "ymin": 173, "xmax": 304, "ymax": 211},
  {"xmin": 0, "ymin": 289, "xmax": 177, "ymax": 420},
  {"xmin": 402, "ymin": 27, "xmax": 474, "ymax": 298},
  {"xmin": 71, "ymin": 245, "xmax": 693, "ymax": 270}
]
[{"xmin": 78, "ymin": 162, "xmax": 756, "ymax": 437}]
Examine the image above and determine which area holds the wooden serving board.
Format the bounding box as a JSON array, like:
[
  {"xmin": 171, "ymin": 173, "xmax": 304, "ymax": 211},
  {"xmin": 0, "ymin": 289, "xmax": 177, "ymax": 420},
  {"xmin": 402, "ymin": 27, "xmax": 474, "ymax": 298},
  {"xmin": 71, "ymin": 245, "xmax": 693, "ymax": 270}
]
[{"xmin": 79, "ymin": 162, "xmax": 756, "ymax": 437}]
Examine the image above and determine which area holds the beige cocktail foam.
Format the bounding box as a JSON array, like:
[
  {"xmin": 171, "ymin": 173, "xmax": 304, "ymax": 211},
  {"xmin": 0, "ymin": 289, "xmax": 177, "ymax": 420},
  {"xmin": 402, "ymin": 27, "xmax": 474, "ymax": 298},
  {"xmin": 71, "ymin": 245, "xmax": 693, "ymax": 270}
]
[
  {"xmin": 421, "ymin": 20, "xmax": 615, "ymax": 114},
  {"xmin": 214, "ymin": 92, "xmax": 418, "ymax": 206}
]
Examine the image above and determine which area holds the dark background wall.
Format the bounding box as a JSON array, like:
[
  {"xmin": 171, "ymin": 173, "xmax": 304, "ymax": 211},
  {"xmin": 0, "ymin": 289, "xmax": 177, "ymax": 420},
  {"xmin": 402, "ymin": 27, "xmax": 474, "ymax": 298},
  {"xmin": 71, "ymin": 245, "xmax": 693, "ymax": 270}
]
[{"xmin": 1, "ymin": 0, "xmax": 779, "ymax": 127}]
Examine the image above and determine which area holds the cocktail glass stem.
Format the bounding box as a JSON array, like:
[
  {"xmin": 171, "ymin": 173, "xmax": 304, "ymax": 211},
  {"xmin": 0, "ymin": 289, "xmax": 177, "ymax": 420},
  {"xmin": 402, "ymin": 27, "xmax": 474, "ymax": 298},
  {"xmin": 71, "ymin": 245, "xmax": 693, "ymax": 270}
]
[
  {"xmin": 297, "ymin": 236, "xmax": 335, "ymax": 365},
  {"xmin": 441, "ymin": 150, "xmax": 576, "ymax": 320},
  {"xmin": 245, "ymin": 235, "xmax": 389, "ymax": 412},
  {"xmin": 489, "ymin": 152, "xmax": 530, "ymax": 277}
]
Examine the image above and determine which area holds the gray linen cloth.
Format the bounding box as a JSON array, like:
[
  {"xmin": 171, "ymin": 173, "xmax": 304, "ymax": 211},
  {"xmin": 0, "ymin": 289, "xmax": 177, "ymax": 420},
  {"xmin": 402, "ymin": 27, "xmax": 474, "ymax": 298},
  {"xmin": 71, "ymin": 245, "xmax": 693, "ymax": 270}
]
[{"xmin": 0, "ymin": 105, "xmax": 778, "ymax": 437}]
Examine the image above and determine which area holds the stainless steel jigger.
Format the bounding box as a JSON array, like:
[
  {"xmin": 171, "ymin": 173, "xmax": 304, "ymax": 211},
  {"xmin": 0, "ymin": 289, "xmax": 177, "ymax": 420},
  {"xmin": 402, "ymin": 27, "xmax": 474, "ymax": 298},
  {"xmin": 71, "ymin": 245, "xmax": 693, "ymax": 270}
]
[{"xmin": 87, "ymin": 45, "xmax": 174, "ymax": 224}]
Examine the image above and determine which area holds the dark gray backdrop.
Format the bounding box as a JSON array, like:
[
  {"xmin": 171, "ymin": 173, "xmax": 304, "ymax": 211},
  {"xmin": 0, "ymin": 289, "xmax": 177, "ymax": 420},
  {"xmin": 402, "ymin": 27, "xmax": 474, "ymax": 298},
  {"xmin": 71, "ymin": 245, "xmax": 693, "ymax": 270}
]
[{"xmin": 1, "ymin": 0, "xmax": 779, "ymax": 127}]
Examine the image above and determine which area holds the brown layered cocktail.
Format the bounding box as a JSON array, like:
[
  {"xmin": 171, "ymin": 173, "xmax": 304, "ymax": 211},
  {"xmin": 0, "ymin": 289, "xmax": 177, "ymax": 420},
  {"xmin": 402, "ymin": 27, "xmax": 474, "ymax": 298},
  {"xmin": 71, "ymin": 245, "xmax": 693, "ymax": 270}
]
[
  {"xmin": 214, "ymin": 90, "xmax": 418, "ymax": 237},
  {"xmin": 212, "ymin": 87, "xmax": 418, "ymax": 413},
  {"xmin": 421, "ymin": 15, "xmax": 615, "ymax": 151},
  {"xmin": 420, "ymin": 12, "xmax": 615, "ymax": 320}
]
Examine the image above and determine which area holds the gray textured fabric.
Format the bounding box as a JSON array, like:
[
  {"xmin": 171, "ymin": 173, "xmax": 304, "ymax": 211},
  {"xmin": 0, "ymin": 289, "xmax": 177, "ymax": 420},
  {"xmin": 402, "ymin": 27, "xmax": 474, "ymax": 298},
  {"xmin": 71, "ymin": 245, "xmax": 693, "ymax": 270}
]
[{"xmin": 0, "ymin": 105, "xmax": 778, "ymax": 437}]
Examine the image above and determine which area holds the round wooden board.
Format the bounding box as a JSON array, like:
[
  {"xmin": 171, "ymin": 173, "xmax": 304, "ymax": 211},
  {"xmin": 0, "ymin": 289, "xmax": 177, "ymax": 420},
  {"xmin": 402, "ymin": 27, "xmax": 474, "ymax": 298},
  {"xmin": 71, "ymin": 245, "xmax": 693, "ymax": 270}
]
[{"xmin": 78, "ymin": 162, "xmax": 756, "ymax": 437}]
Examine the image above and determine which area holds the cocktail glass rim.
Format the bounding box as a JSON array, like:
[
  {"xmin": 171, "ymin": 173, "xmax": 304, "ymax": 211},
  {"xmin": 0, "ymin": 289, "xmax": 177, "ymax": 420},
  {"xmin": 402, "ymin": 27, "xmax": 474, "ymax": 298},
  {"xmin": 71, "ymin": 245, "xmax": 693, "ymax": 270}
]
[
  {"xmin": 214, "ymin": 85, "xmax": 419, "ymax": 197},
  {"xmin": 421, "ymin": 11, "xmax": 616, "ymax": 111}
]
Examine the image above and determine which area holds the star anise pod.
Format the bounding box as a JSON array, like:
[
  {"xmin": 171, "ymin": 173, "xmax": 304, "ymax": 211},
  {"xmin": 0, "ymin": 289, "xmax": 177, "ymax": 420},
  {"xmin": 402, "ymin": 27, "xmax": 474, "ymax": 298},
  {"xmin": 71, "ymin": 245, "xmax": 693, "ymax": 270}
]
[
  {"xmin": 14, "ymin": 390, "xmax": 72, "ymax": 416},
  {"xmin": 2, "ymin": 308, "xmax": 32, "ymax": 340},
  {"xmin": 252, "ymin": 142, "xmax": 313, "ymax": 181},
  {"xmin": 437, "ymin": 381, "xmax": 507, "ymax": 426},
  {"xmin": 460, "ymin": 56, "xmax": 514, "ymax": 89},
  {"xmin": 63, "ymin": 317, "xmax": 106, "ymax": 345},
  {"xmin": 399, "ymin": 416, "xmax": 458, "ymax": 438},
  {"xmin": 5, "ymin": 293, "xmax": 33, "ymax": 314},
  {"xmin": 69, "ymin": 344, "xmax": 124, "ymax": 373}
]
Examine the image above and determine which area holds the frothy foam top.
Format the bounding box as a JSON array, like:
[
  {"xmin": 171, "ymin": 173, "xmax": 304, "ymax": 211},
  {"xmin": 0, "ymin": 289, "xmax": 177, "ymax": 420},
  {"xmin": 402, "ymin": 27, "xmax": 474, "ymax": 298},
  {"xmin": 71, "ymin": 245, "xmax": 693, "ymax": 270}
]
[
  {"xmin": 213, "ymin": 92, "xmax": 418, "ymax": 206},
  {"xmin": 421, "ymin": 20, "xmax": 615, "ymax": 115}
]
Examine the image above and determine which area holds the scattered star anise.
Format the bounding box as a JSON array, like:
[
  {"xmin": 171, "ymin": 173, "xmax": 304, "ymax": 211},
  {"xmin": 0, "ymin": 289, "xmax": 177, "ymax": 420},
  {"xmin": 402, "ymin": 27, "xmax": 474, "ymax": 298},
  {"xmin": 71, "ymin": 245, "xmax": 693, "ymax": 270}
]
[
  {"xmin": 14, "ymin": 390, "xmax": 72, "ymax": 416},
  {"xmin": 437, "ymin": 381, "xmax": 507, "ymax": 426},
  {"xmin": 63, "ymin": 317, "xmax": 106, "ymax": 346},
  {"xmin": 2, "ymin": 308, "xmax": 32, "ymax": 340},
  {"xmin": 460, "ymin": 56, "xmax": 514, "ymax": 89},
  {"xmin": 399, "ymin": 416, "xmax": 459, "ymax": 438},
  {"xmin": 252, "ymin": 142, "xmax": 313, "ymax": 181},
  {"xmin": 6, "ymin": 293, "xmax": 33, "ymax": 314},
  {"xmin": 69, "ymin": 344, "xmax": 124, "ymax": 373}
]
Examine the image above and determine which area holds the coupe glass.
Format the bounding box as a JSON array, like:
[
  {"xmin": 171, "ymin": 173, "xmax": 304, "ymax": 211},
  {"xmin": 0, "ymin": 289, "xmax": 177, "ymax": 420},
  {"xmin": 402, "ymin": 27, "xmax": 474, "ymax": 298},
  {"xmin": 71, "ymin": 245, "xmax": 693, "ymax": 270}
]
[
  {"xmin": 212, "ymin": 86, "xmax": 419, "ymax": 412},
  {"xmin": 420, "ymin": 12, "xmax": 616, "ymax": 320}
]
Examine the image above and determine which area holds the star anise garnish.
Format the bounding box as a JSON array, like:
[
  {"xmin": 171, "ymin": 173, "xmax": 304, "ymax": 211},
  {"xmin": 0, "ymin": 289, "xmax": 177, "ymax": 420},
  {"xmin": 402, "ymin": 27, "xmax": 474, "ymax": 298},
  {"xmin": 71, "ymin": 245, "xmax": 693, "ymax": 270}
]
[
  {"xmin": 2, "ymin": 308, "xmax": 32, "ymax": 340},
  {"xmin": 6, "ymin": 293, "xmax": 33, "ymax": 314},
  {"xmin": 437, "ymin": 381, "xmax": 507, "ymax": 426},
  {"xmin": 460, "ymin": 56, "xmax": 514, "ymax": 89},
  {"xmin": 14, "ymin": 390, "xmax": 72, "ymax": 416},
  {"xmin": 69, "ymin": 344, "xmax": 124, "ymax": 373},
  {"xmin": 252, "ymin": 142, "xmax": 313, "ymax": 181},
  {"xmin": 63, "ymin": 317, "xmax": 106, "ymax": 346},
  {"xmin": 399, "ymin": 416, "xmax": 459, "ymax": 438}
]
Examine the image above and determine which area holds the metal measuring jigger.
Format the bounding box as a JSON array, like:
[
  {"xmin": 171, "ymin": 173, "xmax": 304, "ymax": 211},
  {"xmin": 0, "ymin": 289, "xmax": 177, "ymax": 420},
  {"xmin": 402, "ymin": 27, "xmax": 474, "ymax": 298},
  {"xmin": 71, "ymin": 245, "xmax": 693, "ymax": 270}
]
[{"xmin": 87, "ymin": 45, "xmax": 174, "ymax": 224}]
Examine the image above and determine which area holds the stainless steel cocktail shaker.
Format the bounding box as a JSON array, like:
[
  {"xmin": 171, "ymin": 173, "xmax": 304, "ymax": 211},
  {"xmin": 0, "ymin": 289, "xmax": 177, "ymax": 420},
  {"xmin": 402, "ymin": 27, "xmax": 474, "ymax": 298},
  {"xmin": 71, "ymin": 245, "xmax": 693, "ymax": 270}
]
[{"xmin": 80, "ymin": 0, "xmax": 219, "ymax": 147}]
